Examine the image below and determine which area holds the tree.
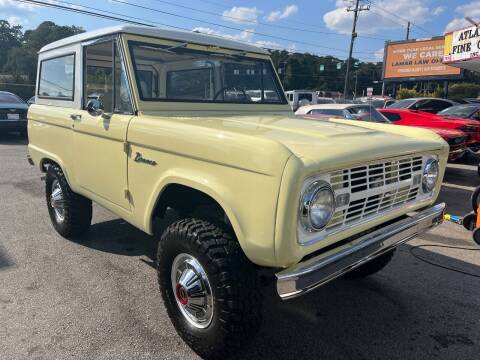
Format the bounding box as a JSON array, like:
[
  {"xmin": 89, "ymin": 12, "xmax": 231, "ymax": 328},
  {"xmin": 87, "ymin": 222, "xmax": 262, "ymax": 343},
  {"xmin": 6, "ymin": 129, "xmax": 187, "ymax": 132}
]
[
  {"xmin": 5, "ymin": 21, "xmax": 84, "ymax": 81},
  {"xmin": 22, "ymin": 21, "xmax": 84, "ymax": 51},
  {"xmin": 0, "ymin": 20, "xmax": 22, "ymax": 70}
]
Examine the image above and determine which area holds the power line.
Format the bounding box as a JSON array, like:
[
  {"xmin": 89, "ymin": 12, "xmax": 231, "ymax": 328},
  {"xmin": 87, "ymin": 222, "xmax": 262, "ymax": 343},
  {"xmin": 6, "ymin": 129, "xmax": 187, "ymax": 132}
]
[
  {"xmin": 14, "ymin": 0, "xmax": 381, "ymax": 62},
  {"xmin": 147, "ymin": 0, "xmax": 388, "ymax": 41},
  {"xmin": 16, "ymin": 0, "xmax": 154, "ymax": 27},
  {"xmin": 108, "ymin": 0, "xmax": 378, "ymax": 55},
  {"xmin": 368, "ymin": 0, "xmax": 435, "ymax": 37}
]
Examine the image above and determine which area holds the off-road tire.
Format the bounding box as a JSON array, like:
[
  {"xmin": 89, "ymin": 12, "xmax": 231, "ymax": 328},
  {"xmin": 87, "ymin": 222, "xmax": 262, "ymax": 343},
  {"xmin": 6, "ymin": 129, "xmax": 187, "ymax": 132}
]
[
  {"xmin": 471, "ymin": 185, "xmax": 480, "ymax": 213},
  {"xmin": 345, "ymin": 250, "xmax": 395, "ymax": 278},
  {"xmin": 45, "ymin": 164, "xmax": 92, "ymax": 238},
  {"xmin": 157, "ymin": 218, "xmax": 262, "ymax": 359}
]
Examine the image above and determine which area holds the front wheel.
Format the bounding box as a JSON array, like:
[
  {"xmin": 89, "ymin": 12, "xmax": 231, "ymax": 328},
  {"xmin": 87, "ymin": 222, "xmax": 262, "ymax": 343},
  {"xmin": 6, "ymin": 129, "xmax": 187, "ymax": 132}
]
[
  {"xmin": 45, "ymin": 164, "xmax": 92, "ymax": 238},
  {"xmin": 157, "ymin": 218, "xmax": 262, "ymax": 359}
]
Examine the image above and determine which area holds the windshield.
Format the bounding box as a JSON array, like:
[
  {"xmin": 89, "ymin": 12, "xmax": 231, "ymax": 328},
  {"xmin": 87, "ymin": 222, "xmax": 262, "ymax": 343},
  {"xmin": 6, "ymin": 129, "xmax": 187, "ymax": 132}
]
[
  {"xmin": 348, "ymin": 105, "xmax": 390, "ymax": 123},
  {"xmin": 388, "ymin": 99, "xmax": 416, "ymax": 109},
  {"xmin": 438, "ymin": 105, "xmax": 478, "ymax": 118},
  {"xmin": 129, "ymin": 41, "xmax": 285, "ymax": 104},
  {"xmin": 0, "ymin": 92, "xmax": 24, "ymax": 104}
]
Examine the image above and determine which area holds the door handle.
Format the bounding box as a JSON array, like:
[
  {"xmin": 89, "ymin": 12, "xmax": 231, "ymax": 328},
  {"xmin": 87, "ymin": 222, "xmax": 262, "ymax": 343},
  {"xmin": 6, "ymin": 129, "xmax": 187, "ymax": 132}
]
[{"xmin": 70, "ymin": 114, "xmax": 82, "ymax": 121}]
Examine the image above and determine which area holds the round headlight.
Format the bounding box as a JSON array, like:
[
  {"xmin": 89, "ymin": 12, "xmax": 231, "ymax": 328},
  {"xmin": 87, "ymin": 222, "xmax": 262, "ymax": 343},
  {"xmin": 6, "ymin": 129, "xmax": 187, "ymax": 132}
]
[
  {"xmin": 422, "ymin": 158, "xmax": 439, "ymax": 193},
  {"xmin": 300, "ymin": 181, "xmax": 335, "ymax": 231}
]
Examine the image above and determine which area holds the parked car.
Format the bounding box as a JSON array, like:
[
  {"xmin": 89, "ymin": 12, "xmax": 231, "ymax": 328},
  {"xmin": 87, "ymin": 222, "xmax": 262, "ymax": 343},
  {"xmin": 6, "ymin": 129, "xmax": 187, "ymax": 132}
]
[
  {"xmin": 463, "ymin": 98, "xmax": 480, "ymax": 104},
  {"xmin": 295, "ymin": 103, "xmax": 390, "ymax": 123},
  {"xmin": 28, "ymin": 25, "xmax": 447, "ymax": 359},
  {"xmin": 285, "ymin": 90, "xmax": 318, "ymax": 111},
  {"xmin": 0, "ymin": 91, "xmax": 28, "ymax": 136},
  {"xmin": 424, "ymin": 128, "xmax": 466, "ymax": 161},
  {"xmin": 316, "ymin": 96, "xmax": 336, "ymax": 104},
  {"xmin": 358, "ymin": 96, "xmax": 396, "ymax": 109},
  {"xmin": 388, "ymin": 97, "xmax": 457, "ymax": 114},
  {"xmin": 437, "ymin": 104, "xmax": 480, "ymax": 121},
  {"xmin": 379, "ymin": 108, "xmax": 480, "ymax": 150}
]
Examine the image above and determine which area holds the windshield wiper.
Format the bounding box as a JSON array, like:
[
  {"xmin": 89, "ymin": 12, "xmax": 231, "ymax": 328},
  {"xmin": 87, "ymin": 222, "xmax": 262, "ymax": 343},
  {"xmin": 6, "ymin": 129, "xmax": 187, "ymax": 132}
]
[{"xmin": 139, "ymin": 42, "xmax": 189, "ymax": 54}]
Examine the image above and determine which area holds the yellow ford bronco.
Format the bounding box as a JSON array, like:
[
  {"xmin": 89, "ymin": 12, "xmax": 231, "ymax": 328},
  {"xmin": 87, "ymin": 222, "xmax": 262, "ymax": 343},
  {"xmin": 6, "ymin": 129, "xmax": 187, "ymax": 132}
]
[{"xmin": 28, "ymin": 25, "xmax": 447, "ymax": 359}]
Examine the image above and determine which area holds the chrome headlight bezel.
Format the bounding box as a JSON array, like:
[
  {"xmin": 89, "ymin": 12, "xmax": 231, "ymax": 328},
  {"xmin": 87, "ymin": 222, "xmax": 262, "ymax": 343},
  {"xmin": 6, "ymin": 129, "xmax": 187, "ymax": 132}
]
[
  {"xmin": 299, "ymin": 180, "xmax": 336, "ymax": 233},
  {"xmin": 422, "ymin": 157, "xmax": 439, "ymax": 193}
]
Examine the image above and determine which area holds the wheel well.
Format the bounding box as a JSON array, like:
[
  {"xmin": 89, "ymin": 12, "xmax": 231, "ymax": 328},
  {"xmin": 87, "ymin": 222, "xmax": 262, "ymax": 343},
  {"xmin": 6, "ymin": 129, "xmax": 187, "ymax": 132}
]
[
  {"xmin": 40, "ymin": 158, "xmax": 56, "ymax": 172},
  {"xmin": 152, "ymin": 184, "xmax": 230, "ymax": 235}
]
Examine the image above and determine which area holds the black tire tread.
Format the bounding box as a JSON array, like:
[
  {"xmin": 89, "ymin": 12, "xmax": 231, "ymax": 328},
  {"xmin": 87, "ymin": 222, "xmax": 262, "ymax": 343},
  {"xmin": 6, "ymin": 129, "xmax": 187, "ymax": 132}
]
[
  {"xmin": 46, "ymin": 164, "xmax": 92, "ymax": 238},
  {"xmin": 157, "ymin": 218, "xmax": 261, "ymax": 359}
]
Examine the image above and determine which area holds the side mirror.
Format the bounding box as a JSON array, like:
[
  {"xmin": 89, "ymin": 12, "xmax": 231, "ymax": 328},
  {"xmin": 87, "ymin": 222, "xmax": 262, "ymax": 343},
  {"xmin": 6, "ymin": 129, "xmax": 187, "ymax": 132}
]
[{"xmin": 86, "ymin": 98, "xmax": 104, "ymax": 116}]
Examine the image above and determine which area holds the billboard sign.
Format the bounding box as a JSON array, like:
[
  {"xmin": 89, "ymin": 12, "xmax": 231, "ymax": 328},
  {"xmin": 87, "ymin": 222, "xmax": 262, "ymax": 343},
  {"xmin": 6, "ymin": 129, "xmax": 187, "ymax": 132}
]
[
  {"xmin": 444, "ymin": 25, "xmax": 480, "ymax": 70},
  {"xmin": 383, "ymin": 37, "xmax": 462, "ymax": 81}
]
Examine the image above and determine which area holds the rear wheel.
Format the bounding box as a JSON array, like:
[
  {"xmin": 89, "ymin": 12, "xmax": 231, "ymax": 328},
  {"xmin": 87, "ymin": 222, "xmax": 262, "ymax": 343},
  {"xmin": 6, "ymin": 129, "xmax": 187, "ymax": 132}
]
[
  {"xmin": 157, "ymin": 218, "xmax": 262, "ymax": 359},
  {"xmin": 345, "ymin": 250, "xmax": 395, "ymax": 278},
  {"xmin": 45, "ymin": 164, "xmax": 92, "ymax": 238}
]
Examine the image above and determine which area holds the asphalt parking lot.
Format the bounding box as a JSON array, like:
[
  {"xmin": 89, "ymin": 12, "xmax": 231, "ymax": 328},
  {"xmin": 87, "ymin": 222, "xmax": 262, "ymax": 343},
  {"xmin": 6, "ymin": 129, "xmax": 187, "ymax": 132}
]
[{"xmin": 1, "ymin": 133, "xmax": 480, "ymax": 360}]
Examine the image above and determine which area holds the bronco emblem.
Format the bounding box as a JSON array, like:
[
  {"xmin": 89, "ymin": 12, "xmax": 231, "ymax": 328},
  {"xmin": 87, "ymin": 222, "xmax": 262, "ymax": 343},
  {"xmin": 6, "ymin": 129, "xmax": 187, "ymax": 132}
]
[{"xmin": 134, "ymin": 152, "xmax": 157, "ymax": 166}]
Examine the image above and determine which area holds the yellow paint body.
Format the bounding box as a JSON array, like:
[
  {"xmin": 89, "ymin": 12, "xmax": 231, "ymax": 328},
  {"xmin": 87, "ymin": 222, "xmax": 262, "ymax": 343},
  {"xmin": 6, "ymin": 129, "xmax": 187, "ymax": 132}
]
[{"xmin": 28, "ymin": 33, "xmax": 449, "ymax": 268}]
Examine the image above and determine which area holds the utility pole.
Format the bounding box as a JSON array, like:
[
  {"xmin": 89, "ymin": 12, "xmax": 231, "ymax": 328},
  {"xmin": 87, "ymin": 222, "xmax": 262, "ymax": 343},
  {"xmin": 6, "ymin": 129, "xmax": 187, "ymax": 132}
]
[
  {"xmin": 406, "ymin": 21, "xmax": 411, "ymax": 40},
  {"xmin": 343, "ymin": 0, "xmax": 370, "ymax": 99}
]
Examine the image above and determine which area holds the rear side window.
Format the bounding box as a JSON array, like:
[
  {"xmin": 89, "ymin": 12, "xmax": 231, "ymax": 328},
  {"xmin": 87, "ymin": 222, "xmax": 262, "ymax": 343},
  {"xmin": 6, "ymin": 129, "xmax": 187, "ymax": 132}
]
[
  {"xmin": 38, "ymin": 54, "xmax": 75, "ymax": 100},
  {"xmin": 381, "ymin": 112, "xmax": 402, "ymax": 122},
  {"xmin": 298, "ymin": 93, "xmax": 313, "ymax": 102}
]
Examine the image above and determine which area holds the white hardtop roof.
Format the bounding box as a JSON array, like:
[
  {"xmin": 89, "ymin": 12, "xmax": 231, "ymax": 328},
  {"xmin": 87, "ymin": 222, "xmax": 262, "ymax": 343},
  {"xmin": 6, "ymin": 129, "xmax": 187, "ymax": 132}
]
[{"xmin": 40, "ymin": 25, "xmax": 270, "ymax": 55}]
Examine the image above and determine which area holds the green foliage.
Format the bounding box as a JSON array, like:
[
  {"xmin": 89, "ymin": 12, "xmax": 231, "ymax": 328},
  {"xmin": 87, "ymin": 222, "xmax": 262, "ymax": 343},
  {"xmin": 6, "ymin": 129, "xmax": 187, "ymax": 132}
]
[
  {"xmin": 448, "ymin": 82, "xmax": 480, "ymax": 101},
  {"xmin": 396, "ymin": 88, "xmax": 423, "ymax": 99},
  {"xmin": 0, "ymin": 20, "xmax": 22, "ymax": 70},
  {"xmin": 0, "ymin": 20, "xmax": 84, "ymax": 99},
  {"xmin": 270, "ymin": 50, "xmax": 383, "ymax": 97}
]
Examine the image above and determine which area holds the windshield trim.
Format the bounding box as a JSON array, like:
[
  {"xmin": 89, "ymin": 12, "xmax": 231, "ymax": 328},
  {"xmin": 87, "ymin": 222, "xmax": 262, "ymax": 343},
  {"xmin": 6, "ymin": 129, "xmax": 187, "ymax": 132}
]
[{"xmin": 127, "ymin": 40, "xmax": 287, "ymax": 105}]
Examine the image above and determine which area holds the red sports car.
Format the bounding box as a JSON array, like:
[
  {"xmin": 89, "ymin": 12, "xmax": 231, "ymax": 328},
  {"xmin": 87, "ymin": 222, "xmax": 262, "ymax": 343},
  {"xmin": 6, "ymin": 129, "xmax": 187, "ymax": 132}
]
[
  {"xmin": 379, "ymin": 108, "xmax": 480, "ymax": 150},
  {"xmin": 426, "ymin": 128, "xmax": 466, "ymax": 161}
]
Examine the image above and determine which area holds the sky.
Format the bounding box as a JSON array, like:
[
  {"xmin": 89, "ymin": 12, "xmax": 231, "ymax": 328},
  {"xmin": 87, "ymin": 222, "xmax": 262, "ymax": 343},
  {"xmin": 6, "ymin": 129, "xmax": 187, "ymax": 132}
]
[{"xmin": 1, "ymin": 0, "xmax": 480, "ymax": 62}]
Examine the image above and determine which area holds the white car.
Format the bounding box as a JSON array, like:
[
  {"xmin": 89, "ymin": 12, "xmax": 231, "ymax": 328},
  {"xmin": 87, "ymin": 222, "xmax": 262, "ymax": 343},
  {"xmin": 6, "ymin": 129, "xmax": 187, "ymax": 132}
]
[
  {"xmin": 285, "ymin": 90, "xmax": 318, "ymax": 111},
  {"xmin": 295, "ymin": 103, "xmax": 390, "ymax": 123}
]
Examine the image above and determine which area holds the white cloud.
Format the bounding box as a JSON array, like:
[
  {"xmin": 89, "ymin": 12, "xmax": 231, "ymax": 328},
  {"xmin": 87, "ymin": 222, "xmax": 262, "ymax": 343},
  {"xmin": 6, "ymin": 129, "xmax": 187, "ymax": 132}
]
[
  {"xmin": 445, "ymin": 1, "xmax": 480, "ymax": 33},
  {"xmin": 374, "ymin": 47, "xmax": 384, "ymax": 61},
  {"xmin": 7, "ymin": 15, "xmax": 27, "ymax": 26},
  {"xmin": 266, "ymin": 4, "xmax": 298, "ymax": 22},
  {"xmin": 323, "ymin": 0, "xmax": 436, "ymax": 35},
  {"xmin": 192, "ymin": 27, "xmax": 284, "ymax": 49},
  {"xmin": 0, "ymin": 0, "xmax": 36, "ymax": 11},
  {"xmin": 433, "ymin": 6, "xmax": 445, "ymax": 16},
  {"xmin": 222, "ymin": 6, "xmax": 261, "ymax": 24}
]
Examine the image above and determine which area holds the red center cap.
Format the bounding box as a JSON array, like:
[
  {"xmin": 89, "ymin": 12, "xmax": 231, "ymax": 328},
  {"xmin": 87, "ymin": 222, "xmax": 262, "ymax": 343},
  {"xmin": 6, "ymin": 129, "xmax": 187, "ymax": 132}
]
[{"xmin": 176, "ymin": 284, "xmax": 188, "ymax": 305}]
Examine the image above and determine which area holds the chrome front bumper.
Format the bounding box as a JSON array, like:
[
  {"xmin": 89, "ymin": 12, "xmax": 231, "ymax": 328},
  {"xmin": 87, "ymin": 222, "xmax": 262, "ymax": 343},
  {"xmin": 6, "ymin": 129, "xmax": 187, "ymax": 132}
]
[{"xmin": 276, "ymin": 203, "xmax": 445, "ymax": 300}]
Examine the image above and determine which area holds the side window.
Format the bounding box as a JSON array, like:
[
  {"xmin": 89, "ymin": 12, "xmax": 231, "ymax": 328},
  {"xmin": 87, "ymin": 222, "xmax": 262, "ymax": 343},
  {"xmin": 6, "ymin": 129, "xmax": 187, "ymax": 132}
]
[
  {"xmin": 84, "ymin": 39, "xmax": 132, "ymax": 114},
  {"xmin": 432, "ymin": 100, "xmax": 452, "ymax": 112},
  {"xmin": 382, "ymin": 112, "xmax": 401, "ymax": 122},
  {"xmin": 38, "ymin": 54, "xmax": 75, "ymax": 100}
]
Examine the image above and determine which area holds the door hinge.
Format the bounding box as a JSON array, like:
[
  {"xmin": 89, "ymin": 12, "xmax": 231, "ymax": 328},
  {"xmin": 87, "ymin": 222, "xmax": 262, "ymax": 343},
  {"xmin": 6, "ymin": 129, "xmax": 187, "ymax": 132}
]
[
  {"xmin": 124, "ymin": 189, "xmax": 131, "ymax": 201},
  {"xmin": 123, "ymin": 141, "xmax": 130, "ymax": 154}
]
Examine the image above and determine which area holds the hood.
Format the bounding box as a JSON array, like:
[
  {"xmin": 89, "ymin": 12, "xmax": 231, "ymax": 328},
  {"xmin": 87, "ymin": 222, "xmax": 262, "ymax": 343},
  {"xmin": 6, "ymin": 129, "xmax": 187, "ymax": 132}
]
[
  {"xmin": 141, "ymin": 112, "xmax": 447, "ymax": 173},
  {"xmin": 426, "ymin": 127, "xmax": 464, "ymax": 138},
  {"xmin": 0, "ymin": 102, "xmax": 28, "ymax": 110}
]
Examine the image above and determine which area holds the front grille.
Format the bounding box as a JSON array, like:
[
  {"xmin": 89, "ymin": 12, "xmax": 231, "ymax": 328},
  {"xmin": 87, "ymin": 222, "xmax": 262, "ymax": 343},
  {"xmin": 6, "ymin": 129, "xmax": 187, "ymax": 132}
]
[{"xmin": 326, "ymin": 156, "xmax": 424, "ymax": 232}]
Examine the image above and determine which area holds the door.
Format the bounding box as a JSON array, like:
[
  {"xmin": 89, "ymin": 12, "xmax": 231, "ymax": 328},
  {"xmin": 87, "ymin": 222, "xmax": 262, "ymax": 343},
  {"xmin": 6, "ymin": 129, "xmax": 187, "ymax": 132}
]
[{"xmin": 72, "ymin": 38, "xmax": 134, "ymax": 210}]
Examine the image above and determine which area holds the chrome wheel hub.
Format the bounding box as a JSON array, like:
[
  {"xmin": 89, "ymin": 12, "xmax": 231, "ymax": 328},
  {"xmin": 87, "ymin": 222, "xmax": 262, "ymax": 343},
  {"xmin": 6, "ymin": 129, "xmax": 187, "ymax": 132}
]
[
  {"xmin": 171, "ymin": 253, "xmax": 214, "ymax": 329},
  {"xmin": 50, "ymin": 179, "xmax": 66, "ymax": 223}
]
